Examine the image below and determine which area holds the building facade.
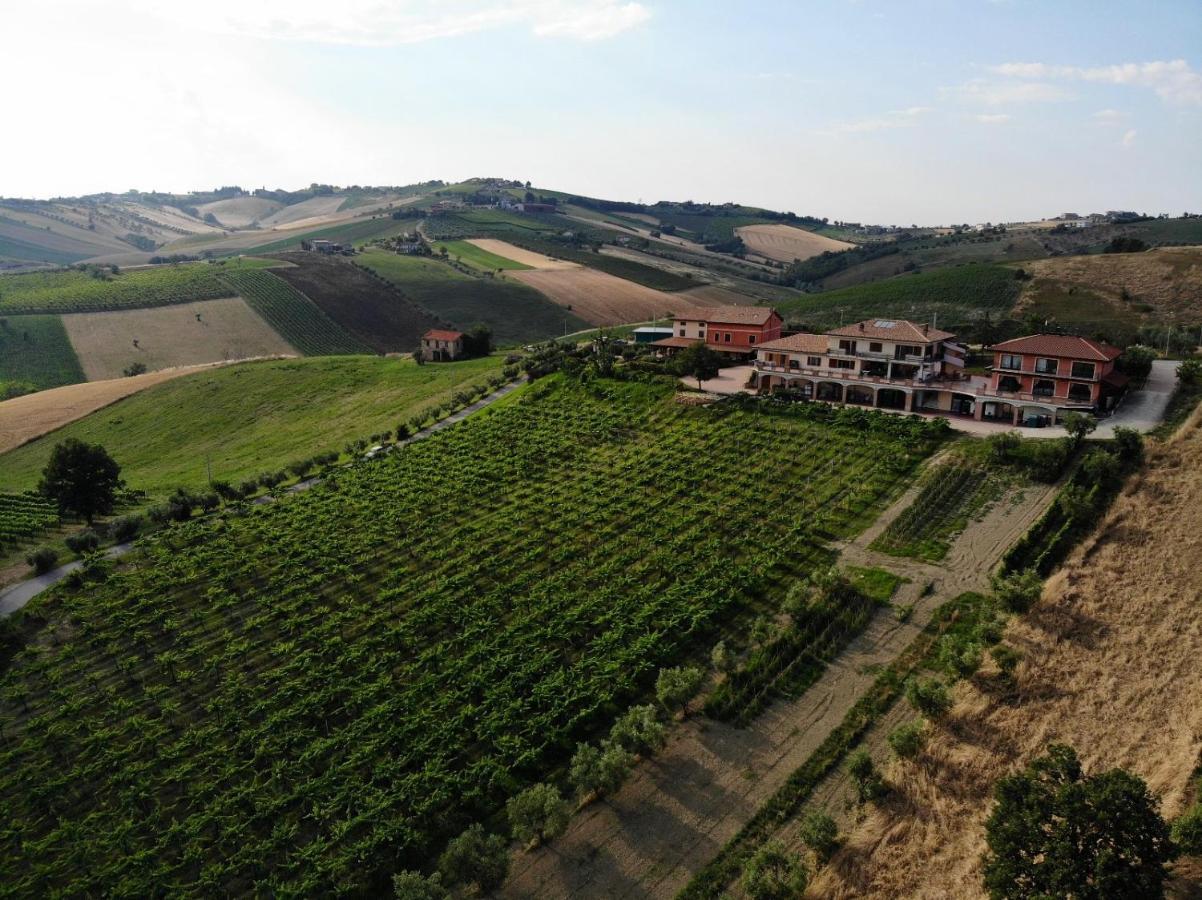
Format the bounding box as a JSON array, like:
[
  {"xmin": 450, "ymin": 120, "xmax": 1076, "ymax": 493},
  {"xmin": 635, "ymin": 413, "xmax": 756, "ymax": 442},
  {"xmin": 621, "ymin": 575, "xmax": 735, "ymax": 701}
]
[
  {"xmin": 420, "ymin": 329, "xmax": 466, "ymax": 362},
  {"xmin": 653, "ymin": 306, "xmax": 783, "ymax": 356},
  {"xmin": 751, "ymin": 319, "xmax": 1125, "ymax": 425}
]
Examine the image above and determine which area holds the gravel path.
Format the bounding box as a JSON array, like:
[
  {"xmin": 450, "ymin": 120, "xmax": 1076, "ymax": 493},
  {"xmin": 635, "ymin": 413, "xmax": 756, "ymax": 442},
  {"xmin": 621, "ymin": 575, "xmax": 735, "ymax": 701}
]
[{"xmin": 500, "ymin": 472, "xmax": 1061, "ymax": 900}]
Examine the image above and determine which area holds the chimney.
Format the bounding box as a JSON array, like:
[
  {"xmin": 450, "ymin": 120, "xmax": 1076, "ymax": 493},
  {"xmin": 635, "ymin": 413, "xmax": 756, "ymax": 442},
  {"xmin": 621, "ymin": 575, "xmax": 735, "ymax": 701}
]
[
  {"xmin": 858, "ymin": 322, "xmax": 865, "ymax": 332},
  {"xmin": 923, "ymin": 323, "xmax": 929, "ymax": 334}
]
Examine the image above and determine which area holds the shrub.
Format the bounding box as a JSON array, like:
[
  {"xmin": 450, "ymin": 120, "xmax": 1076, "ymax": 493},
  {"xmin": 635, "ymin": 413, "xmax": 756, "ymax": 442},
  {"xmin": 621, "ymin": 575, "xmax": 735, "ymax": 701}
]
[
  {"xmin": 990, "ymin": 644, "xmax": 1021, "ymax": 685},
  {"xmin": 211, "ymin": 480, "xmax": 240, "ymax": 501},
  {"xmin": 1112, "ymin": 427, "xmax": 1145, "ymax": 466},
  {"xmin": 110, "ymin": 514, "xmax": 143, "ymax": 543},
  {"xmin": 609, "ymin": 704, "xmax": 666, "ymax": 756},
  {"xmin": 436, "ymin": 824, "xmax": 508, "ymax": 893},
  {"xmin": 1178, "ymin": 358, "xmax": 1202, "ymax": 385},
  {"xmin": 569, "ymin": 741, "xmax": 634, "ymax": 801},
  {"xmin": 710, "ymin": 639, "xmax": 734, "ymax": 674},
  {"xmin": 798, "ymin": 809, "xmax": 839, "ymax": 863},
  {"xmin": 906, "ymin": 677, "xmax": 952, "ymax": 720},
  {"xmin": 991, "ymin": 568, "xmax": 1043, "ymax": 613},
  {"xmin": 198, "ymin": 492, "xmax": 220, "ymax": 513},
  {"xmin": 238, "ymin": 478, "xmax": 260, "ymax": 497},
  {"xmin": 25, "ymin": 547, "xmax": 59, "ymax": 575},
  {"xmin": 1171, "ymin": 804, "xmax": 1202, "ymax": 855},
  {"xmin": 122, "ymin": 361, "xmax": 148, "ymax": 377},
  {"xmin": 65, "ymin": 530, "xmax": 100, "ymax": 555},
  {"xmin": 391, "ymin": 870, "xmax": 447, "ymax": 899},
  {"xmin": 888, "ymin": 720, "xmax": 927, "ymax": 759},
  {"xmin": 740, "ymin": 841, "xmax": 808, "ymax": 900},
  {"xmin": 395, "ymin": 423, "xmax": 410, "ymax": 441},
  {"xmin": 938, "ymin": 636, "xmax": 984, "ymax": 678},
  {"xmin": 656, "ymin": 665, "xmax": 704, "ymax": 717},
  {"xmin": 847, "ymin": 748, "xmax": 887, "ymax": 803},
  {"xmin": 506, "ymin": 783, "xmax": 570, "ymax": 846}
]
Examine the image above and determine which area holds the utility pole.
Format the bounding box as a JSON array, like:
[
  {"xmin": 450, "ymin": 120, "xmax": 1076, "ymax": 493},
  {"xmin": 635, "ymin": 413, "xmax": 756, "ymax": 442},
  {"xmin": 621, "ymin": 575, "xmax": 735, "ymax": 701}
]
[{"xmin": 206, "ymin": 454, "xmax": 212, "ymax": 486}]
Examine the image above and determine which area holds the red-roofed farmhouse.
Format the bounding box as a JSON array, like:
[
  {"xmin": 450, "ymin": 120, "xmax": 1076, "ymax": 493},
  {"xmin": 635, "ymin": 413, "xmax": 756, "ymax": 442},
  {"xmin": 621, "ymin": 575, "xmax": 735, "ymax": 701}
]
[{"xmin": 420, "ymin": 329, "xmax": 466, "ymax": 362}]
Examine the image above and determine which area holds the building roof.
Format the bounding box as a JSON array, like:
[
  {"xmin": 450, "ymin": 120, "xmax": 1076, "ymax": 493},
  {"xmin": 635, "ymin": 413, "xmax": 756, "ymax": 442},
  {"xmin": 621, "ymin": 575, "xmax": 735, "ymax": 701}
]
[
  {"xmin": 675, "ymin": 306, "xmax": 779, "ymax": 326},
  {"xmin": 423, "ymin": 329, "xmax": 465, "ymax": 341},
  {"xmin": 990, "ymin": 333, "xmax": 1121, "ymax": 361},
  {"xmin": 651, "ymin": 336, "xmax": 703, "ymax": 349},
  {"xmin": 757, "ymin": 333, "xmax": 829, "ymax": 354},
  {"xmin": 828, "ymin": 319, "xmax": 955, "ymax": 342}
]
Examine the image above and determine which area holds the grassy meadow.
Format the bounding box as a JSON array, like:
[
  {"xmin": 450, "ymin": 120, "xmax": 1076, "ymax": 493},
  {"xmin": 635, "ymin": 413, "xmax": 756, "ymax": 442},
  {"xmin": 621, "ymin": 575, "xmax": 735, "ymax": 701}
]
[
  {"xmin": 0, "ymin": 315, "xmax": 85, "ymax": 390},
  {"xmin": 434, "ymin": 240, "xmax": 532, "ymax": 272},
  {"xmin": 0, "ymin": 355, "xmax": 505, "ymax": 497}
]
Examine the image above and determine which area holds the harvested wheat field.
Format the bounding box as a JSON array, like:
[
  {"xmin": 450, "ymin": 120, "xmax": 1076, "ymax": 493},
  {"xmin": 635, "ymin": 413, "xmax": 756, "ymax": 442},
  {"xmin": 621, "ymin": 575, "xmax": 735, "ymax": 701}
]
[
  {"xmin": 811, "ymin": 413, "xmax": 1202, "ymax": 899},
  {"xmin": 1020, "ymin": 246, "xmax": 1202, "ymax": 322},
  {"xmin": 464, "ymin": 239, "xmax": 575, "ymax": 269},
  {"xmin": 510, "ymin": 267, "xmax": 709, "ymax": 326},
  {"xmin": 736, "ymin": 223, "xmax": 854, "ymax": 263},
  {"xmin": 62, "ymin": 297, "xmax": 297, "ymax": 380},
  {"xmin": 0, "ymin": 363, "xmax": 245, "ymax": 454}
]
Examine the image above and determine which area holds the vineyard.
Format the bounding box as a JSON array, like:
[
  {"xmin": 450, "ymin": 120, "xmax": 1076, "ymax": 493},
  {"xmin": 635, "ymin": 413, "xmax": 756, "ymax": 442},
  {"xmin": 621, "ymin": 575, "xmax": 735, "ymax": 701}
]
[
  {"xmin": 218, "ymin": 270, "xmax": 371, "ymax": 356},
  {"xmin": 870, "ymin": 461, "xmax": 1002, "ymax": 561},
  {"xmin": 0, "ymin": 493, "xmax": 58, "ymax": 550},
  {"xmin": 0, "ymin": 315, "xmax": 85, "ymax": 390},
  {"xmin": 0, "ymin": 258, "xmax": 278, "ymax": 315},
  {"xmin": 0, "ymin": 376, "xmax": 942, "ymax": 895}
]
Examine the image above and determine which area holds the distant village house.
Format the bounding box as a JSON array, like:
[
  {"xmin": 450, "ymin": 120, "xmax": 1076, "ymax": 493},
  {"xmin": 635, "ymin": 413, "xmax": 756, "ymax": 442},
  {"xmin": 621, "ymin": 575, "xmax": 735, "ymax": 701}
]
[{"xmin": 420, "ymin": 329, "xmax": 466, "ymax": 362}]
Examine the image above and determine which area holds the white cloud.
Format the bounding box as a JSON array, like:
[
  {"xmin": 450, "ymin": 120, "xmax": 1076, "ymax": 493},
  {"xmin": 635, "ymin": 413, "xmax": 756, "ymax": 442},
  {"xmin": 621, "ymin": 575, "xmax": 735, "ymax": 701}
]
[
  {"xmin": 1091, "ymin": 108, "xmax": 1126, "ymax": 124},
  {"xmin": 975, "ymin": 113, "xmax": 1012, "ymax": 124},
  {"xmin": 1122, "ymin": 128, "xmax": 1138, "ymax": 148},
  {"xmin": 943, "ymin": 79, "xmax": 1072, "ymax": 105},
  {"xmin": 989, "ymin": 60, "xmax": 1202, "ymax": 106}
]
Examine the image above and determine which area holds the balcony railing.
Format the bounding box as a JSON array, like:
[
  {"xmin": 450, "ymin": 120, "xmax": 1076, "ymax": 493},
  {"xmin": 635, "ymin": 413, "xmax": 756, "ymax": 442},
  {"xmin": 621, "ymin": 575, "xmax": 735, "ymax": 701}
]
[{"xmin": 989, "ymin": 365, "xmax": 1098, "ymax": 382}]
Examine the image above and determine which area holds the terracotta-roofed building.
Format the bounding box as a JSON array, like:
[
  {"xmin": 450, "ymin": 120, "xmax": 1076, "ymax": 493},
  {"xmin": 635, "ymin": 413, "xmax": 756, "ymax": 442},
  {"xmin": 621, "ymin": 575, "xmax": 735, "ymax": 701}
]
[
  {"xmin": 656, "ymin": 306, "xmax": 783, "ymax": 356},
  {"xmin": 986, "ymin": 334, "xmax": 1125, "ymax": 414},
  {"xmin": 420, "ymin": 329, "xmax": 466, "ymax": 362}
]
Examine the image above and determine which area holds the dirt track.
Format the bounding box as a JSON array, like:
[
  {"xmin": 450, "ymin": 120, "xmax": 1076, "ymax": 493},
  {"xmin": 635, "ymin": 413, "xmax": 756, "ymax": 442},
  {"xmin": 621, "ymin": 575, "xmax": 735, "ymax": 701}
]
[
  {"xmin": 811, "ymin": 411, "xmax": 1202, "ymax": 898},
  {"xmin": 500, "ymin": 463, "xmax": 1060, "ymax": 899}
]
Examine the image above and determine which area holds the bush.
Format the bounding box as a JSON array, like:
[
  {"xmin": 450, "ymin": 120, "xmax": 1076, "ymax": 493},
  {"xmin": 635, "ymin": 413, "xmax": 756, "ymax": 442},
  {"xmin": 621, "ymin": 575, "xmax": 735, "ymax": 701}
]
[
  {"xmin": 1171, "ymin": 804, "xmax": 1202, "ymax": 855},
  {"xmin": 990, "ymin": 644, "xmax": 1021, "ymax": 685},
  {"xmin": 392, "ymin": 870, "xmax": 447, "ymax": 899},
  {"xmin": 1112, "ymin": 427, "xmax": 1144, "ymax": 466},
  {"xmin": 609, "ymin": 704, "xmax": 666, "ymax": 756},
  {"xmin": 906, "ymin": 677, "xmax": 952, "ymax": 720},
  {"xmin": 238, "ymin": 478, "xmax": 260, "ymax": 497},
  {"xmin": 656, "ymin": 665, "xmax": 704, "ymax": 716},
  {"xmin": 1178, "ymin": 358, "xmax": 1202, "ymax": 385},
  {"xmin": 847, "ymin": 748, "xmax": 887, "ymax": 803},
  {"xmin": 740, "ymin": 841, "xmax": 808, "ymax": 900},
  {"xmin": 436, "ymin": 824, "xmax": 508, "ymax": 893},
  {"xmin": 506, "ymin": 783, "xmax": 570, "ymax": 846},
  {"xmin": 569, "ymin": 741, "xmax": 634, "ymax": 801},
  {"xmin": 798, "ymin": 809, "xmax": 839, "ymax": 863},
  {"xmin": 395, "ymin": 423, "xmax": 410, "ymax": 441},
  {"xmin": 991, "ymin": 568, "xmax": 1043, "ymax": 613},
  {"xmin": 65, "ymin": 529, "xmax": 100, "ymax": 554},
  {"xmin": 110, "ymin": 514, "xmax": 143, "ymax": 543},
  {"xmin": 25, "ymin": 547, "xmax": 59, "ymax": 575},
  {"xmin": 212, "ymin": 480, "xmax": 240, "ymax": 501},
  {"xmin": 888, "ymin": 720, "xmax": 927, "ymax": 760},
  {"xmin": 122, "ymin": 361, "xmax": 148, "ymax": 377}
]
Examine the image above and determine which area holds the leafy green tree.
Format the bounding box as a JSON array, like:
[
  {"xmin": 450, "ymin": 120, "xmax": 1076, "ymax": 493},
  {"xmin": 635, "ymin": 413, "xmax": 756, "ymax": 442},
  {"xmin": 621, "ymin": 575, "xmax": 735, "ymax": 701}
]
[
  {"xmin": 25, "ymin": 546, "xmax": 59, "ymax": 575},
  {"xmin": 798, "ymin": 809, "xmax": 840, "ymax": 863},
  {"xmin": 1171, "ymin": 804, "xmax": 1202, "ymax": 855},
  {"xmin": 609, "ymin": 704, "xmax": 667, "ymax": 756},
  {"xmin": 1060, "ymin": 412, "xmax": 1097, "ymax": 450},
  {"xmin": 740, "ymin": 841, "xmax": 808, "ymax": 899},
  {"xmin": 847, "ymin": 748, "xmax": 887, "ymax": 803},
  {"xmin": 1178, "ymin": 358, "xmax": 1202, "ymax": 385},
  {"xmin": 569, "ymin": 741, "xmax": 634, "ymax": 801},
  {"xmin": 1112, "ymin": 427, "xmax": 1144, "ymax": 466},
  {"xmin": 39, "ymin": 439, "xmax": 123, "ymax": 524},
  {"xmin": 656, "ymin": 665, "xmax": 704, "ymax": 717},
  {"xmin": 673, "ymin": 341, "xmax": 722, "ymax": 388},
  {"xmin": 436, "ymin": 824, "xmax": 508, "ymax": 893},
  {"xmin": 983, "ymin": 744, "xmax": 1174, "ymax": 899},
  {"xmin": 1117, "ymin": 344, "xmax": 1156, "ymax": 381},
  {"xmin": 392, "ymin": 870, "xmax": 447, "ymax": 899},
  {"xmin": 991, "ymin": 568, "xmax": 1043, "ymax": 613},
  {"xmin": 507, "ymin": 783, "xmax": 570, "ymax": 846},
  {"xmin": 888, "ymin": 720, "xmax": 927, "ymax": 760},
  {"xmin": 906, "ymin": 677, "xmax": 952, "ymax": 720}
]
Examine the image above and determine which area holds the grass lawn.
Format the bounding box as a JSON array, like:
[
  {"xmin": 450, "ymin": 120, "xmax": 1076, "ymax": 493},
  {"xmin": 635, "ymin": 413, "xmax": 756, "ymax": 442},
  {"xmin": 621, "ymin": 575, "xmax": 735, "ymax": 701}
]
[
  {"xmin": 0, "ymin": 315, "xmax": 85, "ymax": 390},
  {"xmin": 0, "ymin": 354, "xmax": 505, "ymax": 498},
  {"xmin": 434, "ymin": 240, "xmax": 532, "ymax": 272},
  {"xmin": 356, "ymin": 250, "xmax": 587, "ymax": 345}
]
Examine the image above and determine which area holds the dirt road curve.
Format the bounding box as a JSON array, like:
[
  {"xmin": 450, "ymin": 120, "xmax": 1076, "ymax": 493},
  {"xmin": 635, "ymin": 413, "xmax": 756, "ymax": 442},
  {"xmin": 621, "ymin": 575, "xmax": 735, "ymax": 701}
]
[{"xmin": 500, "ymin": 472, "xmax": 1060, "ymax": 900}]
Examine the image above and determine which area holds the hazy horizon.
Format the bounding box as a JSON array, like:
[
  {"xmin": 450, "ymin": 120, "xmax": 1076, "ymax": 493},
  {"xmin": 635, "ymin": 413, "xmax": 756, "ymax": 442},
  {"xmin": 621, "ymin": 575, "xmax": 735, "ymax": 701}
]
[{"xmin": 5, "ymin": 0, "xmax": 1200, "ymax": 224}]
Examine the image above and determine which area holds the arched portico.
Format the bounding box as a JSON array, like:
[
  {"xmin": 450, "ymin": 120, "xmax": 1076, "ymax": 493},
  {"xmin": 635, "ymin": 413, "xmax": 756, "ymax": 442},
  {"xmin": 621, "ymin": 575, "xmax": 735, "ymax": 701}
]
[
  {"xmin": 816, "ymin": 381, "xmax": 844, "ymax": 402},
  {"xmin": 876, "ymin": 387, "xmax": 907, "ymax": 411}
]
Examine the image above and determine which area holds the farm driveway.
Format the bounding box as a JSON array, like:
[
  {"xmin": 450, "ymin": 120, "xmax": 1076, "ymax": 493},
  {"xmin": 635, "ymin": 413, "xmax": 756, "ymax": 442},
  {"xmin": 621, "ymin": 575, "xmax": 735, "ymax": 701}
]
[{"xmin": 500, "ymin": 474, "xmax": 1061, "ymax": 900}]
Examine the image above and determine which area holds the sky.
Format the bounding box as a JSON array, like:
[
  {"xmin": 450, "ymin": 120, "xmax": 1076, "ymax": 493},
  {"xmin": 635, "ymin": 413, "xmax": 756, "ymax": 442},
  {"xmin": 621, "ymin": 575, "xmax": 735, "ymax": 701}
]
[{"xmin": 3, "ymin": 0, "xmax": 1200, "ymax": 224}]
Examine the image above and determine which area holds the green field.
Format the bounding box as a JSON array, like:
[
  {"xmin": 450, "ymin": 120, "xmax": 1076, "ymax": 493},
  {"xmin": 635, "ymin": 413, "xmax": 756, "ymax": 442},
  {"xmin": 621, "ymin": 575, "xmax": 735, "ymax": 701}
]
[
  {"xmin": 218, "ymin": 270, "xmax": 371, "ymax": 355},
  {"xmin": 0, "ymin": 375, "xmax": 941, "ymax": 895},
  {"xmin": 240, "ymin": 217, "xmax": 415, "ymax": 255},
  {"xmin": 777, "ymin": 264, "xmax": 1023, "ymax": 330},
  {"xmin": 356, "ymin": 250, "xmax": 587, "ymax": 345},
  {"xmin": 0, "ymin": 355, "xmax": 505, "ymax": 497},
  {"xmin": 0, "ymin": 258, "xmax": 277, "ymax": 314},
  {"xmin": 0, "ymin": 493, "xmax": 59, "ymax": 550},
  {"xmin": 433, "ymin": 240, "xmax": 532, "ymax": 272},
  {"xmin": 0, "ymin": 315, "xmax": 85, "ymax": 389}
]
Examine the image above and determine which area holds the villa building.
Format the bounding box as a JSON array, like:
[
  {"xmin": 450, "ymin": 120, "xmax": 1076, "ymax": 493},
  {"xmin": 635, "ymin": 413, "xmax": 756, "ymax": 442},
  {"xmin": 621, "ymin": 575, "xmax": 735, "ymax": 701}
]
[
  {"xmin": 750, "ymin": 319, "xmax": 1126, "ymax": 425},
  {"xmin": 653, "ymin": 306, "xmax": 783, "ymax": 357}
]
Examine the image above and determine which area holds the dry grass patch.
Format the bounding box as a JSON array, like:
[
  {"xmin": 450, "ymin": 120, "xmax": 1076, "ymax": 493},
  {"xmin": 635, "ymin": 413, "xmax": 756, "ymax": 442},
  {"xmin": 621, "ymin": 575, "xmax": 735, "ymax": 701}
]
[
  {"xmin": 61, "ymin": 297, "xmax": 297, "ymax": 380},
  {"xmin": 510, "ymin": 267, "xmax": 711, "ymax": 326},
  {"xmin": 810, "ymin": 416, "xmax": 1202, "ymax": 899},
  {"xmin": 736, "ymin": 224, "xmax": 854, "ymax": 263},
  {"xmin": 464, "ymin": 238, "xmax": 577, "ymax": 269}
]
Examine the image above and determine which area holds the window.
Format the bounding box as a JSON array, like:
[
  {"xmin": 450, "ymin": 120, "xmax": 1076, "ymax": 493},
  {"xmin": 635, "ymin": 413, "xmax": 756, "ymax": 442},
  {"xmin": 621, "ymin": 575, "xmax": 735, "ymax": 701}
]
[
  {"xmin": 749, "ymin": 335, "xmax": 756, "ymax": 344},
  {"xmin": 679, "ymin": 329, "xmax": 686, "ymax": 337},
  {"xmin": 1033, "ymin": 379, "xmax": 1055, "ymax": 397},
  {"xmin": 1035, "ymin": 358, "xmax": 1058, "ymax": 374},
  {"xmin": 724, "ymin": 333, "xmax": 732, "ymax": 343},
  {"xmin": 788, "ymin": 359, "xmax": 799, "ymax": 370},
  {"xmin": 829, "ymin": 358, "xmax": 855, "ymax": 369},
  {"xmin": 997, "ymin": 375, "xmax": 1021, "ymax": 393},
  {"xmin": 807, "ymin": 356, "xmax": 822, "ymax": 367},
  {"xmin": 1068, "ymin": 383, "xmax": 1093, "ymax": 402},
  {"xmin": 999, "ymin": 354, "xmax": 1023, "ymax": 370},
  {"xmin": 1071, "ymin": 361, "xmax": 1096, "ymax": 379},
  {"xmin": 869, "ymin": 342, "xmax": 882, "ymax": 353},
  {"xmin": 838, "ymin": 339, "xmax": 855, "ymax": 354}
]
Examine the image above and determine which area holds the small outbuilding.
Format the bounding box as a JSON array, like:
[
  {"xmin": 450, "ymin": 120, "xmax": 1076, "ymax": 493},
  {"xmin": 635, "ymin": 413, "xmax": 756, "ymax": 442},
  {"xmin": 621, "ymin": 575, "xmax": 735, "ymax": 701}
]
[{"xmin": 420, "ymin": 329, "xmax": 466, "ymax": 362}]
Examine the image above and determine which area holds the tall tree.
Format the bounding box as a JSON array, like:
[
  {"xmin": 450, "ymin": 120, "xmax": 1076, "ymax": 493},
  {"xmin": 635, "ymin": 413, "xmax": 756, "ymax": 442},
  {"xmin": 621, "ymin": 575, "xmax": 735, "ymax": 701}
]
[
  {"xmin": 673, "ymin": 341, "xmax": 722, "ymax": 388},
  {"xmin": 983, "ymin": 744, "xmax": 1174, "ymax": 899},
  {"xmin": 38, "ymin": 439, "xmax": 122, "ymax": 524}
]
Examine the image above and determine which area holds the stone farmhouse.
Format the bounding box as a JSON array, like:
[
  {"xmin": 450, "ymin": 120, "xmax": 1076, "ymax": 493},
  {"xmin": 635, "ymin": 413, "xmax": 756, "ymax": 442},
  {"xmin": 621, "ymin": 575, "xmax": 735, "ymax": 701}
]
[{"xmin": 419, "ymin": 329, "xmax": 466, "ymax": 362}]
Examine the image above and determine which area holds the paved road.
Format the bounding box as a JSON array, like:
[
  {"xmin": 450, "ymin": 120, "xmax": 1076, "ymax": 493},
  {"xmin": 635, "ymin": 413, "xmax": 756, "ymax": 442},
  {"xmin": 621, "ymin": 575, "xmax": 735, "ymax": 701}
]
[{"xmin": 0, "ymin": 378, "xmax": 526, "ymax": 618}]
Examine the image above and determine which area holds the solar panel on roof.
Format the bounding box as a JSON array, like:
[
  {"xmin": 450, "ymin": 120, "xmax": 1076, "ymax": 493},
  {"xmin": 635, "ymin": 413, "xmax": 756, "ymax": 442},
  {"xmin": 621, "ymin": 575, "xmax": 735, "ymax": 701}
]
[{"xmin": 873, "ymin": 320, "xmax": 897, "ymax": 327}]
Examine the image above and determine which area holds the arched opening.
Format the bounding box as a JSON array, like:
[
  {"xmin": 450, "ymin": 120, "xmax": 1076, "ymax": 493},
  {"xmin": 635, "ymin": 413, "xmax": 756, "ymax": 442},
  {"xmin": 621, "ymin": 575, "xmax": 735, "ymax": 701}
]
[
  {"xmin": 846, "ymin": 385, "xmax": 874, "ymax": 406},
  {"xmin": 1017, "ymin": 405, "xmax": 1055, "ymax": 428},
  {"xmin": 816, "ymin": 381, "xmax": 843, "ymax": 402},
  {"xmin": 981, "ymin": 400, "xmax": 1015, "ymax": 423},
  {"xmin": 950, "ymin": 393, "xmax": 976, "ymax": 416},
  {"xmin": 876, "ymin": 388, "xmax": 907, "ymax": 410}
]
